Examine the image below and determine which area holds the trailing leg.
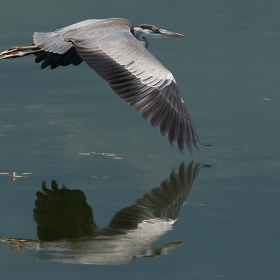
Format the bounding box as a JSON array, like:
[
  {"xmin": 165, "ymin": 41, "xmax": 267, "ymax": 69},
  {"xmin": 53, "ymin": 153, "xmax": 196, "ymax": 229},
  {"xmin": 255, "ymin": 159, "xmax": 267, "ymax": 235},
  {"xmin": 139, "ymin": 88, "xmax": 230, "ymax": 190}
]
[{"xmin": 0, "ymin": 45, "xmax": 41, "ymax": 60}]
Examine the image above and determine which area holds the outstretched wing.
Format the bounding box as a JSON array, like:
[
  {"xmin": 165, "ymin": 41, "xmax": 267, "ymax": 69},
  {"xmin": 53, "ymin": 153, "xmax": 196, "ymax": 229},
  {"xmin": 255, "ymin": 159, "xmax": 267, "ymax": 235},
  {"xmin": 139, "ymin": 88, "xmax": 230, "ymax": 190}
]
[{"xmin": 34, "ymin": 18, "xmax": 200, "ymax": 153}]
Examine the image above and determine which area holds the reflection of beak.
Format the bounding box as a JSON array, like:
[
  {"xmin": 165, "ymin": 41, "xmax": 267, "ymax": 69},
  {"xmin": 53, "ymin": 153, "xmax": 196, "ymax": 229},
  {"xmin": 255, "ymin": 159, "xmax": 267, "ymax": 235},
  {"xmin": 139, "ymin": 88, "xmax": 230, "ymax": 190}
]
[{"xmin": 159, "ymin": 29, "xmax": 185, "ymax": 38}]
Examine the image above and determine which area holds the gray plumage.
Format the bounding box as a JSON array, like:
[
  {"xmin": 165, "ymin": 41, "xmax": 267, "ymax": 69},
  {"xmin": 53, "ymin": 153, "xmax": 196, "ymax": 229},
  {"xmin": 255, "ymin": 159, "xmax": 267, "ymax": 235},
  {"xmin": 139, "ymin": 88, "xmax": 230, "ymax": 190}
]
[{"xmin": 2, "ymin": 18, "xmax": 201, "ymax": 154}]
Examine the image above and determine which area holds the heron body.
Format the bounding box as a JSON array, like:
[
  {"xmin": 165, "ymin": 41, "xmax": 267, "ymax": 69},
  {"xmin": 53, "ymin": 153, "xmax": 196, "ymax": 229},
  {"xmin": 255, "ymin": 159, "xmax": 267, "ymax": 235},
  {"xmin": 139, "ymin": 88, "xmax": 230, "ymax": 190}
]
[{"xmin": 0, "ymin": 18, "xmax": 200, "ymax": 154}]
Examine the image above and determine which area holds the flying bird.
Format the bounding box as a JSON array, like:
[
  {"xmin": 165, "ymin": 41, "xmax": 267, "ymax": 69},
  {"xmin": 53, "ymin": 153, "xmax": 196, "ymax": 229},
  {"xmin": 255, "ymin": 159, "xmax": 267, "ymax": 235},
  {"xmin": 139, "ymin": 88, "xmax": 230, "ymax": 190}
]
[{"xmin": 0, "ymin": 18, "xmax": 201, "ymax": 154}]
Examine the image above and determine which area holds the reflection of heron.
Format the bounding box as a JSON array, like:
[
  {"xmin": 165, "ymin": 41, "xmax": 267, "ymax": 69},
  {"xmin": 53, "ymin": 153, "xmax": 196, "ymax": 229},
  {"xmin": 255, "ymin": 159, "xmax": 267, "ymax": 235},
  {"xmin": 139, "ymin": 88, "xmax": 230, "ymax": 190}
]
[
  {"xmin": 0, "ymin": 18, "xmax": 200, "ymax": 154},
  {"xmin": 0, "ymin": 161, "xmax": 210, "ymax": 265}
]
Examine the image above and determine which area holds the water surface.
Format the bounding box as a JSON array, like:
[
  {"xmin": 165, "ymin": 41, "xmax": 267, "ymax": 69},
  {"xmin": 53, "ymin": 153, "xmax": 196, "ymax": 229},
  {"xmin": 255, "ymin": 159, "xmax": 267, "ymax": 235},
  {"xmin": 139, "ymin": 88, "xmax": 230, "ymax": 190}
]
[{"xmin": 0, "ymin": 1, "xmax": 279, "ymax": 279}]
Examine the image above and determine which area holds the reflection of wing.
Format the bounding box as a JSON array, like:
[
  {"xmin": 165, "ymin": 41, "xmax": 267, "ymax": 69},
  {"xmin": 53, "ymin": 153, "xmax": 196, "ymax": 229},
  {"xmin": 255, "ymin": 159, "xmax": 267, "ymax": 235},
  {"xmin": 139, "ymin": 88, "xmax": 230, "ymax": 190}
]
[
  {"xmin": 108, "ymin": 161, "xmax": 202, "ymax": 230},
  {"xmin": 33, "ymin": 180, "xmax": 95, "ymax": 241},
  {"xmin": 1, "ymin": 161, "xmax": 209, "ymax": 265}
]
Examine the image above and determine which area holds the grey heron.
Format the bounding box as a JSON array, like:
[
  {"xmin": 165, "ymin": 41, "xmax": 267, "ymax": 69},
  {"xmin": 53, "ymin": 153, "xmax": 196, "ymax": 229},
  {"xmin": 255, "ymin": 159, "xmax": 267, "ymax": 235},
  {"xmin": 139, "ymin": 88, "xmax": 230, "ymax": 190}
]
[{"xmin": 0, "ymin": 18, "xmax": 201, "ymax": 154}]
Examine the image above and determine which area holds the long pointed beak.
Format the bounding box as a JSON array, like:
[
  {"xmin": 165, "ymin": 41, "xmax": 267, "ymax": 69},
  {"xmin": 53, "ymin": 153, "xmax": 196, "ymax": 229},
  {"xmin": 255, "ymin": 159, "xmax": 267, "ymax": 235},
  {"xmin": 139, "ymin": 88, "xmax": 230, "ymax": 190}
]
[{"xmin": 158, "ymin": 29, "xmax": 185, "ymax": 38}]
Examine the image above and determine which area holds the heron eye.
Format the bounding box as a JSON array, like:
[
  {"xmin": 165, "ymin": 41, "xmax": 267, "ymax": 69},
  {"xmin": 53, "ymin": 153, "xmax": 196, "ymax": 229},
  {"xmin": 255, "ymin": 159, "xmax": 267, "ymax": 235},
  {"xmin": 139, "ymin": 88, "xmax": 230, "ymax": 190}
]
[{"xmin": 153, "ymin": 28, "xmax": 159, "ymax": 33}]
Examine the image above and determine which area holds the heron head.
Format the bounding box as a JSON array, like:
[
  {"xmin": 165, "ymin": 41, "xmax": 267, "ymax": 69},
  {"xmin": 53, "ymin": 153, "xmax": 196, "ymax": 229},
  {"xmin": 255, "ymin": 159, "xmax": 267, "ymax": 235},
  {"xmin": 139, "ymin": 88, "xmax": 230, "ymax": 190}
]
[{"xmin": 135, "ymin": 24, "xmax": 185, "ymax": 38}]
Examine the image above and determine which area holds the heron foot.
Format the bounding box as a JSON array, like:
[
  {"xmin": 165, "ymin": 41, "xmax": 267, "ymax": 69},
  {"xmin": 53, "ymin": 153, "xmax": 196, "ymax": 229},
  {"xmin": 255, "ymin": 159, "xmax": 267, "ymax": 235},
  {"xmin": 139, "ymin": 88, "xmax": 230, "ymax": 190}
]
[{"xmin": 0, "ymin": 45, "xmax": 40, "ymax": 60}]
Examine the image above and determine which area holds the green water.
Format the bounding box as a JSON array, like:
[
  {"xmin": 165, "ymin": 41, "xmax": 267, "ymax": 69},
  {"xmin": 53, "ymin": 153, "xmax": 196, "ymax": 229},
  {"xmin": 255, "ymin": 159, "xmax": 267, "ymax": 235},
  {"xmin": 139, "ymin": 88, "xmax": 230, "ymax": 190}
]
[{"xmin": 0, "ymin": 1, "xmax": 279, "ymax": 279}]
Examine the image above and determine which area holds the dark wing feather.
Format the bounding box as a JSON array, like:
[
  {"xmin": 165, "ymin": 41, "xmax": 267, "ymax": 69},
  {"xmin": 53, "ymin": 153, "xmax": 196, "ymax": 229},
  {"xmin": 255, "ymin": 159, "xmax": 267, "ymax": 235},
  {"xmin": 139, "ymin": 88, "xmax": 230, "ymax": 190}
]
[
  {"xmin": 34, "ymin": 48, "xmax": 83, "ymax": 69},
  {"xmin": 108, "ymin": 161, "xmax": 203, "ymax": 230}
]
